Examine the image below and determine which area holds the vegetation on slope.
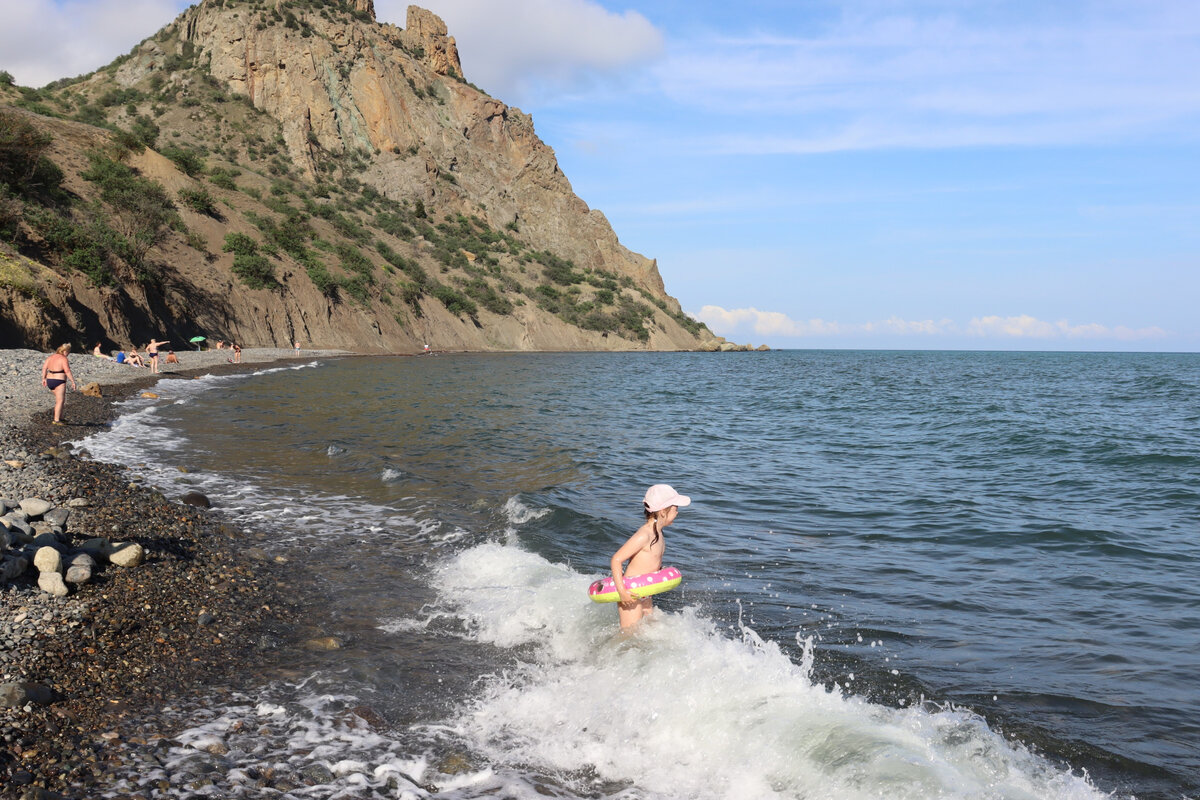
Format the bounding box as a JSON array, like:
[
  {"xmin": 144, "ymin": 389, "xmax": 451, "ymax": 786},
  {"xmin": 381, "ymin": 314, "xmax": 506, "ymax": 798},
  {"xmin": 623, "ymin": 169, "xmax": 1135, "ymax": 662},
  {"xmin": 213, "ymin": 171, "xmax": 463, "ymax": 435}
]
[{"xmin": 0, "ymin": 0, "xmax": 710, "ymax": 347}]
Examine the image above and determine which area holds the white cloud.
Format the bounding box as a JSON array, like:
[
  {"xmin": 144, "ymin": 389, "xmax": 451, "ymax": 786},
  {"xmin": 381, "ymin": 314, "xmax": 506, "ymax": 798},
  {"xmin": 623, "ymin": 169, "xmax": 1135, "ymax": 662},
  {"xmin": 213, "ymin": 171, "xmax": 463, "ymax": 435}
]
[
  {"xmin": 696, "ymin": 306, "xmax": 1167, "ymax": 343},
  {"xmin": 966, "ymin": 315, "xmax": 1166, "ymax": 341},
  {"xmin": 0, "ymin": 0, "xmax": 184, "ymax": 87},
  {"xmin": 656, "ymin": 1, "xmax": 1200, "ymax": 152},
  {"xmin": 380, "ymin": 0, "xmax": 663, "ymax": 103},
  {"xmin": 695, "ymin": 306, "xmax": 953, "ymax": 338}
]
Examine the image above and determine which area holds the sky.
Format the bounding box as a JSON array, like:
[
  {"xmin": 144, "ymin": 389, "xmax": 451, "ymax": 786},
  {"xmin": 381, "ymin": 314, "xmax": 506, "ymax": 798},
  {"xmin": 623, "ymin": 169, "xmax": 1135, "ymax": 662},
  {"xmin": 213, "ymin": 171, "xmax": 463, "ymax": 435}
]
[{"xmin": 2, "ymin": 0, "xmax": 1198, "ymax": 351}]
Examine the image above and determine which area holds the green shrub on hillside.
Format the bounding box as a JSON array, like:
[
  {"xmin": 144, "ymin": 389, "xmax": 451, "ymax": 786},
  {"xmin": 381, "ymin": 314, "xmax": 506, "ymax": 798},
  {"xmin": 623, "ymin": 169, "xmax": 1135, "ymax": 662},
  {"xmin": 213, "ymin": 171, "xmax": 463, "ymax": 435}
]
[
  {"xmin": 231, "ymin": 252, "xmax": 275, "ymax": 289},
  {"xmin": 179, "ymin": 186, "xmax": 220, "ymax": 217},
  {"xmin": 161, "ymin": 145, "xmax": 206, "ymax": 177},
  {"xmin": 222, "ymin": 231, "xmax": 258, "ymax": 256},
  {"xmin": 0, "ymin": 112, "xmax": 65, "ymax": 204},
  {"xmin": 81, "ymin": 152, "xmax": 177, "ymax": 276},
  {"xmin": 431, "ymin": 283, "xmax": 477, "ymax": 318},
  {"xmin": 209, "ymin": 168, "xmax": 239, "ymax": 190},
  {"xmin": 336, "ymin": 242, "xmax": 374, "ymax": 281},
  {"xmin": 459, "ymin": 277, "xmax": 513, "ymax": 316}
]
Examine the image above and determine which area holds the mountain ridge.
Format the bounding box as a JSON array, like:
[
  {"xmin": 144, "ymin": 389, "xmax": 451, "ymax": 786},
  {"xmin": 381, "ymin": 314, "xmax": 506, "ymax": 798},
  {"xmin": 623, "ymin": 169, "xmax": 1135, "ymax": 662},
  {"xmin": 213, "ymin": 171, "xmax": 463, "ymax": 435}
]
[{"xmin": 1, "ymin": 1, "xmax": 757, "ymax": 353}]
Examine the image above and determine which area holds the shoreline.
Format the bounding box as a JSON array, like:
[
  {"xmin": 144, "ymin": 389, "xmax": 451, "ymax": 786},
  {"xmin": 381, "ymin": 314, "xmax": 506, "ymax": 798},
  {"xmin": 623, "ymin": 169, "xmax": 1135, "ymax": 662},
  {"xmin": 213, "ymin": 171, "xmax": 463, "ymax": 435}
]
[{"xmin": 0, "ymin": 347, "xmax": 351, "ymax": 797}]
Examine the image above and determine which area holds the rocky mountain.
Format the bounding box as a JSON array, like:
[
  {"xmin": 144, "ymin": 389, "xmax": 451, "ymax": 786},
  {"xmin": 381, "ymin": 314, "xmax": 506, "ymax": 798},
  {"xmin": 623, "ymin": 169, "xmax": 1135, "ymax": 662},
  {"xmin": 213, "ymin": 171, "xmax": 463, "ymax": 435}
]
[{"xmin": 0, "ymin": 0, "xmax": 743, "ymax": 353}]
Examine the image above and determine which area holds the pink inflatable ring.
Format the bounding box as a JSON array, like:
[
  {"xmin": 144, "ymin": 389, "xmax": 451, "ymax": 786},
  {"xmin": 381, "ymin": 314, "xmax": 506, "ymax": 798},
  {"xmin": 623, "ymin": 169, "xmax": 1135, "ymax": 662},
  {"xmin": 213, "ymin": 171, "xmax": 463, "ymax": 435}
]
[{"xmin": 588, "ymin": 566, "xmax": 682, "ymax": 604}]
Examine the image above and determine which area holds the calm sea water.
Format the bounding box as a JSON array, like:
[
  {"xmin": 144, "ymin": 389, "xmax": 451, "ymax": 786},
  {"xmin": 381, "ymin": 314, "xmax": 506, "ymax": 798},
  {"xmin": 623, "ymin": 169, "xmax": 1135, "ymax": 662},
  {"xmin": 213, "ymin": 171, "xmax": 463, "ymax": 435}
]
[{"xmin": 79, "ymin": 350, "xmax": 1199, "ymax": 800}]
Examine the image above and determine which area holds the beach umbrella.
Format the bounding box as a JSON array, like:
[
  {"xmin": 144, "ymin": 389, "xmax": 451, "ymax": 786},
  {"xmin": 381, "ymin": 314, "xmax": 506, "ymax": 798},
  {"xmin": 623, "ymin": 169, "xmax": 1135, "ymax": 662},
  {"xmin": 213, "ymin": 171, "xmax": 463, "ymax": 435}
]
[{"xmin": 189, "ymin": 335, "xmax": 206, "ymax": 350}]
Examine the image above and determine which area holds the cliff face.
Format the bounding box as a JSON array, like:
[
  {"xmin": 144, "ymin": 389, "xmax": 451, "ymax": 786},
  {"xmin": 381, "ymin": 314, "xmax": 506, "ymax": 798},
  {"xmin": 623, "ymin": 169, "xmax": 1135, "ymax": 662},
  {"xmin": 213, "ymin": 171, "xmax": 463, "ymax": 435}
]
[{"xmin": 0, "ymin": 2, "xmax": 721, "ymax": 353}]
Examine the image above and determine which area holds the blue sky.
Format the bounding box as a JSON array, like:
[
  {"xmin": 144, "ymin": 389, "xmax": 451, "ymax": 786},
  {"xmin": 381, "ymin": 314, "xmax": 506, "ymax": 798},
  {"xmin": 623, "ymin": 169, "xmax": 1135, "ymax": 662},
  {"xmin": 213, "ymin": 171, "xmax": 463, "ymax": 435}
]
[{"xmin": 4, "ymin": 0, "xmax": 1198, "ymax": 350}]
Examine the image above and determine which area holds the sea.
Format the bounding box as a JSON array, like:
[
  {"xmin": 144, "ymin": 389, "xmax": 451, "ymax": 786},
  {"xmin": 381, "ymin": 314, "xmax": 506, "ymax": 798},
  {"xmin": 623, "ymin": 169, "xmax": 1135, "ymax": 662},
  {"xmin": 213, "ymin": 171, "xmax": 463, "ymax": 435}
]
[{"xmin": 76, "ymin": 350, "xmax": 1199, "ymax": 800}]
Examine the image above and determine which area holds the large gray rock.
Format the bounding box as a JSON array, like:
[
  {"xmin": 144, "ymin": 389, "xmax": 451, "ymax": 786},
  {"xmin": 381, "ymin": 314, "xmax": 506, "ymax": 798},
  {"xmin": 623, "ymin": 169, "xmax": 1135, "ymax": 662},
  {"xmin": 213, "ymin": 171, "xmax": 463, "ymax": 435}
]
[
  {"xmin": 18, "ymin": 498, "xmax": 52, "ymax": 518},
  {"xmin": 43, "ymin": 508, "xmax": 70, "ymax": 528},
  {"xmin": 33, "ymin": 546, "xmax": 62, "ymax": 574},
  {"xmin": 38, "ymin": 571, "xmax": 68, "ymax": 597}
]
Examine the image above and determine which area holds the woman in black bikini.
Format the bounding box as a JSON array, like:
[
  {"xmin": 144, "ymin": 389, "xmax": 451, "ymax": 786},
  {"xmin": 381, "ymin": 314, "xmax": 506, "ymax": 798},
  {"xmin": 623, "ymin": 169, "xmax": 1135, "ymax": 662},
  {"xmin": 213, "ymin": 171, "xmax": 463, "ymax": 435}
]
[
  {"xmin": 147, "ymin": 338, "xmax": 169, "ymax": 373},
  {"xmin": 41, "ymin": 344, "xmax": 77, "ymax": 425}
]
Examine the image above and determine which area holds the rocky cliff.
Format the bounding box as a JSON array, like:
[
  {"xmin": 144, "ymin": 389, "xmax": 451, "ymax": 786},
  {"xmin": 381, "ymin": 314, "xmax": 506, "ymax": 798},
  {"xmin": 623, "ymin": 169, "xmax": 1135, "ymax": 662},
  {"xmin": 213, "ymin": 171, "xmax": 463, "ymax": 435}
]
[{"xmin": 0, "ymin": 1, "xmax": 730, "ymax": 353}]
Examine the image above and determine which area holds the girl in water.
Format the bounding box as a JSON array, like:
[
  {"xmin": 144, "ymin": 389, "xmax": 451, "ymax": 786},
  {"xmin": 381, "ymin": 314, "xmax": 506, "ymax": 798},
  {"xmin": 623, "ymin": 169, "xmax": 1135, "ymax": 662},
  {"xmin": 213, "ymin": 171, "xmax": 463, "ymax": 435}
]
[
  {"xmin": 610, "ymin": 484, "xmax": 690, "ymax": 629},
  {"xmin": 41, "ymin": 344, "xmax": 77, "ymax": 425}
]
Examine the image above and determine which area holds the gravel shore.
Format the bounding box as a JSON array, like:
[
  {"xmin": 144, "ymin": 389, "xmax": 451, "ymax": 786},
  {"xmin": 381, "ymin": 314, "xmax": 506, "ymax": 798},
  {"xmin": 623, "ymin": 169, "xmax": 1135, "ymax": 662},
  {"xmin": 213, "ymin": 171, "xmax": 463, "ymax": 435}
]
[{"xmin": 0, "ymin": 346, "xmax": 351, "ymax": 799}]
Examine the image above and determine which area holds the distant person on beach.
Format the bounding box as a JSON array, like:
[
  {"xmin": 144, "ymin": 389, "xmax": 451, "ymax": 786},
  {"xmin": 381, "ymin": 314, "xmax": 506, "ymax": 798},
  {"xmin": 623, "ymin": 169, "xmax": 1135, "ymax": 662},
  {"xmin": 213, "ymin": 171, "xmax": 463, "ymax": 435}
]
[
  {"xmin": 609, "ymin": 484, "xmax": 690, "ymax": 629},
  {"xmin": 231, "ymin": 343, "xmax": 242, "ymax": 363},
  {"xmin": 41, "ymin": 344, "xmax": 77, "ymax": 426},
  {"xmin": 294, "ymin": 340, "xmax": 301, "ymax": 355},
  {"xmin": 114, "ymin": 349, "xmax": 127, "ymax": 364},
  {"xmin": 92, "ymin": 342, "xmax": 112, "ymax": 360},
  {"xmin": 165, "ymin": 349, "xmax": 179, "ymax": 365},
  {"xmin": 147, "ymin": 338, "xmax": 169, "ymax": 373},
  {"xmin": 127, "ymin": 348, "xmax": 146, "ymax": 368},
  {"xmin": 215, "ymin": 340, "xmax": 225, "ymax": 350},
  {"xmin": 423, "ymin": 343, "xmax": 431, "ymax": 354}
]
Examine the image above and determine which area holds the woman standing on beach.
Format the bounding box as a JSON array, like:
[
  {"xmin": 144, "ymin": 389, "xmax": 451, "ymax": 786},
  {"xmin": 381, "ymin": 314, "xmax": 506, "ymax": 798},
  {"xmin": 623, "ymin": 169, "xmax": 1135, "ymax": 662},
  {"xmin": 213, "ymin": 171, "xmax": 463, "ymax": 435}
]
[
  {"xmin": 41, "ymin": 344, "xmax": 77, "ymax": 426},
  {"xmin": 147, "ymin": 338, "xmax": 169, "ymax": 373}
]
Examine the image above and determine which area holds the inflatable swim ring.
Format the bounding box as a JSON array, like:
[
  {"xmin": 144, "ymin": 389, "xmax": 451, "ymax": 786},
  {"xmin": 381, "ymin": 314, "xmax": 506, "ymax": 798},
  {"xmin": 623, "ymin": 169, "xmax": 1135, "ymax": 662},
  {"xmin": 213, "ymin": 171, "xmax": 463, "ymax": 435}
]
[{"xmin": 588, "ymin": 566, "xmax": 682, "ymax": 604}]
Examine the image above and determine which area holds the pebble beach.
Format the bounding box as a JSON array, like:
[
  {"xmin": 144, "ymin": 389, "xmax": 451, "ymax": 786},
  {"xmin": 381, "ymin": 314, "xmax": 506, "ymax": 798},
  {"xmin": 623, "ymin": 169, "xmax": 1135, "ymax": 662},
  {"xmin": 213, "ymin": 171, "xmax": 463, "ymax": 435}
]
[{"xmin": 0, "ymin": 347, "xmax": 351, "ymax": 799}]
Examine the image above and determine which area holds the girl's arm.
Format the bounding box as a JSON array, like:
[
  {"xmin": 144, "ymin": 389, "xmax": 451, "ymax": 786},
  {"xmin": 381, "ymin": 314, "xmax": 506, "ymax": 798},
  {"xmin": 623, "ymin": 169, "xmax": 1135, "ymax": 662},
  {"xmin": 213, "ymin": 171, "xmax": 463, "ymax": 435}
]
[{"xmin": 610, "ymin": 527, "xmax": 650, "ymax": 606}]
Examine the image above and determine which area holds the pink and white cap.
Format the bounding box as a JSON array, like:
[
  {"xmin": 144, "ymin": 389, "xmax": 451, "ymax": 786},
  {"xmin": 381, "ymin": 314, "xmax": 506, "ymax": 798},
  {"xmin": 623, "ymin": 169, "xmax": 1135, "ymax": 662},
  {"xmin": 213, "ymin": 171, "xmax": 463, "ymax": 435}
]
[{"xmin": 643, "ymin": 484, "xmax": 691, "ymax": 513}]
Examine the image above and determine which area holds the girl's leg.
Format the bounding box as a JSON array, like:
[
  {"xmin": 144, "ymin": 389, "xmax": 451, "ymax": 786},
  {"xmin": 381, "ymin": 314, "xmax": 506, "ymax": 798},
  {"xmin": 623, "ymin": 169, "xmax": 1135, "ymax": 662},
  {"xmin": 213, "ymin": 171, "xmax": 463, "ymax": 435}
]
[
  {"xmin": 617, "ymin": 597, "xmax": 653, "ymax": 629},
  {"xmin": 52, "ymin": 385, "xmax": 66, "ymax": 422}
]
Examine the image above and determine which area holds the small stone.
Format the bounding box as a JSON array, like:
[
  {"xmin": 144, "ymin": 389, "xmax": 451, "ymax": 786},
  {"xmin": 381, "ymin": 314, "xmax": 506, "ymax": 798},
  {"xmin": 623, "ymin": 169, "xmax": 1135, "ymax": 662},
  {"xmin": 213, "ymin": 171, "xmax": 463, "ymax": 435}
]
[
  {"xmin": 67, "ymin": 497, "xmax": 91, "ymax": 508},
  {"xmin": 43, "ymin": 508, "xmax": 70, "ymax": 528},
  {"xmin": 64, "ymin": 565, "xmax": 92, "ymax": 585},
  {"xmin": 438, "ymin": 753, "xmax": 474, "ymax": 775},
  {"xmin": 81, "ymin": 382, "xmax": 103, "ymax": 398},
  {"xmin": 300, "ymin": 763, "xmax": 336, "ymax": 784},
  {"xmin": 18, "ymin": 498, "xmax": 52, "ymax": 518},
  {"xmin": 0, "ymin": 682, "xmax": 53, "ymax": 708},
  {"xmin": 34, "ymin": 546, "xmax": 63, "ymax": 574},
  {"xmin": 38, "ymin": 571, "xmax": 69, "ymax": 597},
  {"xmin": 107, "ymin": 542, "xmax": 145, "ymax": 568},
  {"xmin": 197, "ymin": 612, "xmax": 216, "ymax": 626},
  {"xmin": 70, "ymin": 552, "xmax": 97, "ymax": 568},
  {"xmin": 304, "ymin": 636, "xmax": 346, "ymax": 651},
  {"xmin": 181, "ymin": 491, "xmax": 211, "ymax": 509}
]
